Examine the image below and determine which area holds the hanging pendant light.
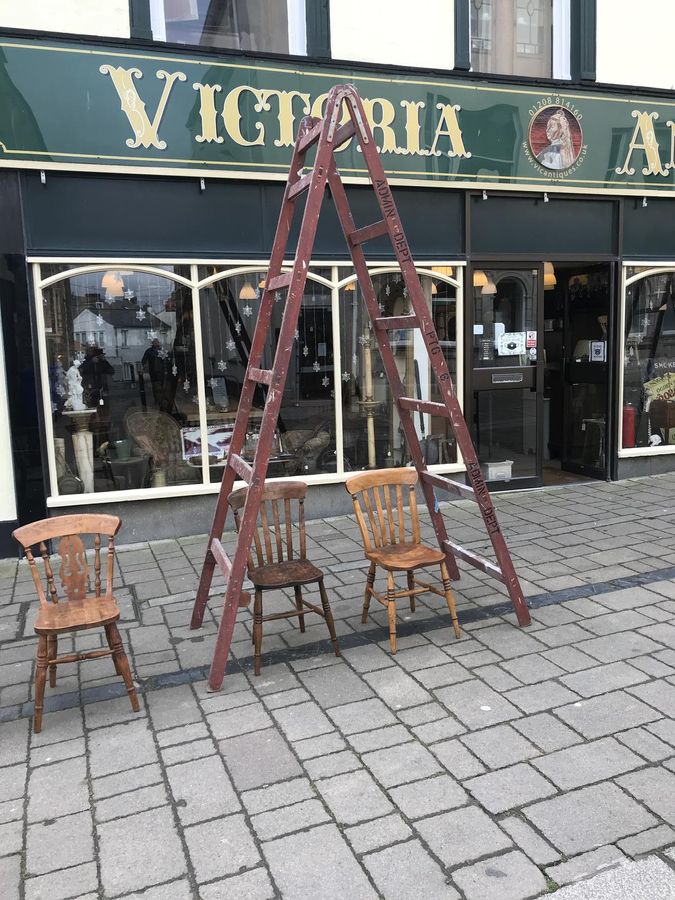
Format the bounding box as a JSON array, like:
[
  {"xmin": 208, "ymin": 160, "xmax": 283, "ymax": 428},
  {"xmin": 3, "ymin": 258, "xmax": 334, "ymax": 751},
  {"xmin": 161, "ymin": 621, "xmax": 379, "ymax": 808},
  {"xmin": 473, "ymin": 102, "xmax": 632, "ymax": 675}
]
[
  {"xmin": 482, "ymin": 274, "xmax": 497, "ymax": 295},
  {"xmin": 101, "ymin": 271, "xmax": 124, "ymax": 298},
  {"xmin": 431, "ymin": 282, "xmax": 438, "ymax": 295},
  {"xmin": 473, "ymin": 270, "xmax": 488, "ymax": 288},
  {"xmin": 544, "ymin": 262, "xmax": 557, "ymax": 290},
  {"xmin": 239, "ymin": 281, "xmax": 257, "ymax": 301}
]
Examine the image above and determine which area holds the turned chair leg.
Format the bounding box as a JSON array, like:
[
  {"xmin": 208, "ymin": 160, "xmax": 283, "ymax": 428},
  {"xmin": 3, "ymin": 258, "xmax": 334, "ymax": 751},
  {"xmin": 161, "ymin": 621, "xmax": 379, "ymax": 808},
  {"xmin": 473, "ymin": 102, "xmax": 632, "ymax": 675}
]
[
  {"xmin": 108, "ymin": 623, "xmax": 140, "ymax": 711},
  {"xmin": 34, "ymin": 635, "xmax": 48, "ymax": 734},
  {"xmin": 407, "ymin": 570, "xmax": 416, "ymax": 613},
  {"xmin": 440, "ymin": 560, "xmax": 461, "ymax": 639},
  {"xmin": 318, "ymin": 577, "xmax": 340, "ymax": 657},
  {"xmin": 386, "ymin": 571, "xmax": 397, "ymax": 654},
  {"xmin": 47, "ymin": 635, "xmax": 58, "ymax": 688},
  {"xmin": 253, "ymin": 589, "xmax": 263, "ymax": 676},
  {"xmin": 362, "ymin": 562, "xmax": 376, "ymax": 624},
  {"xmin": 294, "ymin": 585, "xmax": 306, "ymax": 633},
  {"xmin": 105, "ymin": 625, "xmax": 122, "ymax": 675}
]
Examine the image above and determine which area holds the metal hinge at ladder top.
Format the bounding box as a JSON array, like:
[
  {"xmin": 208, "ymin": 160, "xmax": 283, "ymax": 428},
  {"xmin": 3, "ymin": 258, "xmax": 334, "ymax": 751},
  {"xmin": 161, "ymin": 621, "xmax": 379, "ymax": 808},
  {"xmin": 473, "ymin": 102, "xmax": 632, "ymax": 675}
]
[{"xmin": 190, "ymin": 83, "xmax": 530, "ymax": 693}]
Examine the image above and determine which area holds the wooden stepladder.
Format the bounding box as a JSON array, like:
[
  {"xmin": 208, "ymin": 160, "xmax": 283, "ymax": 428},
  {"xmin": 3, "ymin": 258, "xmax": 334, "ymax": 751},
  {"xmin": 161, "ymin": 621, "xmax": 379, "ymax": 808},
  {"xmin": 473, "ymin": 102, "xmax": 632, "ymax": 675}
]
[{"xmin": 191, "ymin": 83, "xmax": 530, "ymax": 691}]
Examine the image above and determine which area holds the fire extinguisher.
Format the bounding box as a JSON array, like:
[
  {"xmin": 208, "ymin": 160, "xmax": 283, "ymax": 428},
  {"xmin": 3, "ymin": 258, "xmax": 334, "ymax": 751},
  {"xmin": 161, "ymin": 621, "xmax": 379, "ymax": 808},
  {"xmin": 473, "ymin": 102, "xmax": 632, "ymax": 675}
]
[{"xmin": 622, "ymin": 404, "xmax": 636, "ymax": 448}]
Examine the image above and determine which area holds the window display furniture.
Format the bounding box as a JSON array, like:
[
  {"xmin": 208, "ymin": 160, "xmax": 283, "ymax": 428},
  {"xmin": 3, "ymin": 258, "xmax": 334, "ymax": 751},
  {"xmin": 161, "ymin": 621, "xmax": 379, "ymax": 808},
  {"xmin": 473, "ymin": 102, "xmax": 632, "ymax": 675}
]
[
  {"xmin": 228, "ymin": 481, "xmax": 341, "ymax": 675},
  {"xmin": 12, "ymin": 514, "xmax": 139, "ymax": 733},
  {"xmin": 345, "ymin": 469, "xmax": 461, "ymax": 654}
]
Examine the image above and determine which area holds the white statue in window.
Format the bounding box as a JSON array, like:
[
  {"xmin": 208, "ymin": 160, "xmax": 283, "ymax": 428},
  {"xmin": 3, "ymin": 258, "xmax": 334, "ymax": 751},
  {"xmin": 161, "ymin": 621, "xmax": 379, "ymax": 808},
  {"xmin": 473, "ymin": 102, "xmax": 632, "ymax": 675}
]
[{"xmin": 65, "ymin": 360, "xmax": 86, "ymax": 411}]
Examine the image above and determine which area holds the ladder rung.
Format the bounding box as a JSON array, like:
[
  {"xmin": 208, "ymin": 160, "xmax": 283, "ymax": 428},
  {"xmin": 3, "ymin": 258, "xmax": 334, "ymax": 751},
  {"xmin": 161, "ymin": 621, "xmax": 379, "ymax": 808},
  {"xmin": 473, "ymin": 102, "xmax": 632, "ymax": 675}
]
[
  {"xmin": 298, "ymin": 120, "xmax": 322, "ymax": 153},
  {"xmin": 210, "ymin": 538, "xmax": 232, "ymax": 578},
  {"xmin": 267, "ymin": 272, "xmax": 293, "ymax": 292},
  {"xmin": 228, "ymin": 453, "xmax": 253, "ymax": 484},
  {"xmin": 248, "ymin": 367, "xmax": 273, "ymax": 385},
  {"xmin": 332, "ymin": 120, "xmax": 356, "ymax": 148},
  {"xmin": 444, "ymin": 540, "xmax": 506, "ymax": 584},
  {"xmin": 374, "ymin": 315, "xmax": 420, "ymax": 331},
  {"xmin": 421, "ymin": 472, "xmax": 476, "ymax": 502},
  {"xmin": 288, "ymin": 172, "xmax": 312, "ymax": 200},
  {"xmin": 399, "ymin": 398, "xmax": 449, "ymax": 417},
  {"xmin": 348, "ymin": 220, "xmax": 388, "ymax": 246}
]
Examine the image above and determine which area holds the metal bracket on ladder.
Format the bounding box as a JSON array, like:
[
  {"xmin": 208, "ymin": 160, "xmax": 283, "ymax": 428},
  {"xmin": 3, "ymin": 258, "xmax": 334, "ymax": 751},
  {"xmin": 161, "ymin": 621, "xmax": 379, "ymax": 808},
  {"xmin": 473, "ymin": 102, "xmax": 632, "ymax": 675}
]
[{"xmin": 190, "ymin": 84, "xmax": 530, "ymax": 692}]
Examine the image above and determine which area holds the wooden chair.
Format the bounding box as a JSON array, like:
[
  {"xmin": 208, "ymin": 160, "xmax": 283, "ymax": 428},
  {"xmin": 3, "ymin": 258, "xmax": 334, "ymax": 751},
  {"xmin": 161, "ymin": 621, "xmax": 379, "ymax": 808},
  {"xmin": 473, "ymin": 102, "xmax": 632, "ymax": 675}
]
[
  {"xmin": 13, "ymin": 514, "xmax": 140, "ymax": 733},
  {"xmin": 229, "ymin": 481, "xmax": 340, "ymax": 675},
  {"xmin": 345, "ymin": 469, "xmax": 461, "ymax": 653}
]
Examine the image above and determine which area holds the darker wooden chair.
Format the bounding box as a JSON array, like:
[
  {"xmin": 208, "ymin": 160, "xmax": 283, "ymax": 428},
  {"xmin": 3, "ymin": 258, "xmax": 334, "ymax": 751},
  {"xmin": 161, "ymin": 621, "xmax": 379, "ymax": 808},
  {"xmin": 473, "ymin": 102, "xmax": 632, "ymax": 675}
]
[
  {"xmin": 345, "ymin": 469, "xmax": 461, "ymax": 653},
  {"xmin": 13, "ymin": 514, "xmax": 140, "ymax": 732},
  {"xmin": 229, "ymin": 481, "xmax": 341, "ymax": 675}
]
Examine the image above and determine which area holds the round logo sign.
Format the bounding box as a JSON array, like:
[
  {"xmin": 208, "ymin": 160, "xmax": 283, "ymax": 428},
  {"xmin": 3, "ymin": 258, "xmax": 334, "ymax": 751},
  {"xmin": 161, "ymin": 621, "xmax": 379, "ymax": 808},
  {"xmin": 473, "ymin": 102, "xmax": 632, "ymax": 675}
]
[{"xmin": 528, "ymin": 105, "xmax": 583, "ymax": 172}]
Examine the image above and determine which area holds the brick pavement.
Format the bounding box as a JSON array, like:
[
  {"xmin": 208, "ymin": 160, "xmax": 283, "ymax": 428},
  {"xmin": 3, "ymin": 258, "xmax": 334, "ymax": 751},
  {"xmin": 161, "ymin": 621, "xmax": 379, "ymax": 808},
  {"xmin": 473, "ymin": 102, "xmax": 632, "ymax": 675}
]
[{"xmin": 1, "ymin": 474, "xmax": 675, "ymax": 898}]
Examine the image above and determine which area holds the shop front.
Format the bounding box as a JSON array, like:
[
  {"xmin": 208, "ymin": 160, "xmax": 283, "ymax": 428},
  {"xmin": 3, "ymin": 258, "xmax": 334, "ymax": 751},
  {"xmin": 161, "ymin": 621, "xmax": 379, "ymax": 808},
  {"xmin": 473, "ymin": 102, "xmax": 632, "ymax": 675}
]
[{"xmin": 1, "ymin": 32, "xmax": 675, "ymax": 547}]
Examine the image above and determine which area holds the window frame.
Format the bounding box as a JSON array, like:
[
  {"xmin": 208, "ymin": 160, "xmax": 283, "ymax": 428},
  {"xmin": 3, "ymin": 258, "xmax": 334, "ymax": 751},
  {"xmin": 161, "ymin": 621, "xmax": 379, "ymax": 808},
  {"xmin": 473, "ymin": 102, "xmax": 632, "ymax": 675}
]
[
  {"xmin": 618, "ymin": 262, "xmax": 675, "ymax": 459},
  {"xmin": 31, "ymin": 257, "xmax": 466, "ymax": 507}
]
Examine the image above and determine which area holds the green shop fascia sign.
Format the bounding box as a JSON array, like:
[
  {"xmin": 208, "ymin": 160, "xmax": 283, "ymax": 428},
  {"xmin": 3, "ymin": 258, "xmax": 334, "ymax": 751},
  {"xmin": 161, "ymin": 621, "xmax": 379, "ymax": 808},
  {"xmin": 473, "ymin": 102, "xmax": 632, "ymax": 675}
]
[{"xmin": 1, "ymin": 35, "xmax": 675, "ymax": 195}]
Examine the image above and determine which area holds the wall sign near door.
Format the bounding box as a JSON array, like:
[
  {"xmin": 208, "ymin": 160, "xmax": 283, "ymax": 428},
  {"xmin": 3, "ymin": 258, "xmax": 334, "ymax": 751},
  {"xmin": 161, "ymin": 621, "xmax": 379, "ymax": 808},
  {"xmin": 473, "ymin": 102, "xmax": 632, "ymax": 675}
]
[{"xmin": 497, "ymin": 332, "xmax": 526, "ymax": 356}]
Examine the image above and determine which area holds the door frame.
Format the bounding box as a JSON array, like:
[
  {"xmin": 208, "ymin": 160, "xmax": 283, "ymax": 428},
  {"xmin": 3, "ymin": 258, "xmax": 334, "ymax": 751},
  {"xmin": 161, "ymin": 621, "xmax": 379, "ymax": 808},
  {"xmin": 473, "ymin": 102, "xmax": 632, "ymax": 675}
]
[{"xmin": 465, "ymin": 261, "xmax": 545, "ymax": 490}]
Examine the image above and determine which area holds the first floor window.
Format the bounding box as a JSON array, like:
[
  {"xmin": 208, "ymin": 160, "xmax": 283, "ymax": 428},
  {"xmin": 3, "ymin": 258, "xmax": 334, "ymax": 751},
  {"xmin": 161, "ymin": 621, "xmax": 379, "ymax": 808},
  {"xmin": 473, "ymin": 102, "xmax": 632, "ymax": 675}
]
[{"xmin": 622, "ymin": 268, "xmax": 675, "ymax": 451}]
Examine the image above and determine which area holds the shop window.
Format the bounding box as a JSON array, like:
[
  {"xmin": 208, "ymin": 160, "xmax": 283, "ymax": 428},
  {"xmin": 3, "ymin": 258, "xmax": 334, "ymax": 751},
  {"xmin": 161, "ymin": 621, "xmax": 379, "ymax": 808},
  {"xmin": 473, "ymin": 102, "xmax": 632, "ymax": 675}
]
[
  {"xmin": 338, "ymin": 271, "xmax": 458, "ymax": 470},
  {"xmin": 622, "ymin": 269, "xmax": 675, "ymax": 452},
  {"xmin": 470, "ymin": 0, "xmax": 570, "ymax": 79},
  {"xmin": 152, "ymin": 0, "xmax": 307, "ymax": 54},
  {"xmin": 42, "ymin": 266, "xmax": 201, "ymax": 495},
  {"xmin": 197, "ymin": 268, "xmax": 335, "ymax": 481}
]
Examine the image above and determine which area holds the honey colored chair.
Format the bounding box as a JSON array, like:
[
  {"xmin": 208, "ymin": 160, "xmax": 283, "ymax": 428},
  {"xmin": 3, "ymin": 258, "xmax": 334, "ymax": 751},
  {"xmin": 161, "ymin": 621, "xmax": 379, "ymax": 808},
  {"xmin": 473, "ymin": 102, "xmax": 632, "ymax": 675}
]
[
  {"xmin": 13, "ymin": 514, "xmax": 140, "ymax": 733},
  {"xmin": 345, "ymin": 469, "xmax": 461, "ymax": 653},
  {"xmin": 229, "ymin": 481, "xmax": 341, "ymax": 675}
]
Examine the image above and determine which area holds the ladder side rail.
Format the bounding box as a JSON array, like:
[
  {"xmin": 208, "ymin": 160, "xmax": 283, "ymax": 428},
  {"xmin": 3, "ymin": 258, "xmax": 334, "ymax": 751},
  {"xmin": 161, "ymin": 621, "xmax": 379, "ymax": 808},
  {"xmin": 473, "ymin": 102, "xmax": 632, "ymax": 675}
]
[
  {"xmin": 326, "ymin": 162, "xmax": 460, "ymax": 580},
  {"xmin": 341, "ymin": 89, "xmax": 529, "ymax": 625},
  {"xmin": 206, "ymin": 121, "xmax": 337, "ymax": 690},
  {"xmin": 191, "ymin": 118, "xmax": 319, "ymax": 630}
]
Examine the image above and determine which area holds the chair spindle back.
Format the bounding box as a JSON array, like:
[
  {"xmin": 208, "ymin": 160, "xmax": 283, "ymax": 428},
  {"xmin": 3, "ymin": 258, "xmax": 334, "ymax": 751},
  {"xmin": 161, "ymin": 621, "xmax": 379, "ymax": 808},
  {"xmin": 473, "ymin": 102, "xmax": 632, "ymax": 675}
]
[
  {"xmin": 229, "ymin": 482, "xmax": 307, "ymax": 571},
  {"xmin": 13, "ymin": 514, "xmax": 121, "ymax": 606},
  {"xmin": 345, "ymin": 470, "xmax": 420, "ymax": 552}
]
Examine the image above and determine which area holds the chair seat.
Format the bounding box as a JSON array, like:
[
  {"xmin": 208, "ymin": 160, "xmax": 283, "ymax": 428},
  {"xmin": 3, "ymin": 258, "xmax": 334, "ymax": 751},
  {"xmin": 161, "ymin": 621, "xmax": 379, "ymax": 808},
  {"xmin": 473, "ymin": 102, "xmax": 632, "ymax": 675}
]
[
  {"xmin": 249, "ymin": 559, "xmax": 324, "ymax": 589},
  {"xmin": 367, "ymin": 542, "xmax": 445, "ymax": 571},
  {"xmin": 34, "ymin": 597, "xmax": 120, "ymax": 635}
]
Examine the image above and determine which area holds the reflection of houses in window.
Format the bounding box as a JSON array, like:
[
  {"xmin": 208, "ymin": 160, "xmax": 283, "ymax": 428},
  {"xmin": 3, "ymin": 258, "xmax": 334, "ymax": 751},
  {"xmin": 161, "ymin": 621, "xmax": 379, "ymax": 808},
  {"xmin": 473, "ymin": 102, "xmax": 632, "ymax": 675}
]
[{"xmin": 71, "ymin": 307, "xmax": 170, "ymax": 374}]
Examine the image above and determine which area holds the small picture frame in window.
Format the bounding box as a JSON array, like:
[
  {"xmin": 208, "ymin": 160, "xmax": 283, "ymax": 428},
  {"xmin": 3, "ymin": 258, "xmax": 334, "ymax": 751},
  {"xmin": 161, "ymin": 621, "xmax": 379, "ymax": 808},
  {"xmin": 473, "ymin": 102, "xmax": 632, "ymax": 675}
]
[{"xmin": 590, "ymin": 341, "xmax": 606, "ymax": 362}]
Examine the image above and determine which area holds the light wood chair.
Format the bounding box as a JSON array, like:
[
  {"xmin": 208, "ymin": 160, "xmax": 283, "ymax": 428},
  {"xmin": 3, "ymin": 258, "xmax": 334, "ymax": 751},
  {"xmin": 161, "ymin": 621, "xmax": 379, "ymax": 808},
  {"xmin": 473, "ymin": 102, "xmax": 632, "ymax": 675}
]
[
  {"xmin": 345, "ymin": 469, "xmax": 461, "ymax": 653},
  {"xmin": 13, "ymin": 514, "xmax": 140, "ymax": 732},
  {"xmin": 229, "ymin": 481, "xmax": 340, "ymax": 675}
]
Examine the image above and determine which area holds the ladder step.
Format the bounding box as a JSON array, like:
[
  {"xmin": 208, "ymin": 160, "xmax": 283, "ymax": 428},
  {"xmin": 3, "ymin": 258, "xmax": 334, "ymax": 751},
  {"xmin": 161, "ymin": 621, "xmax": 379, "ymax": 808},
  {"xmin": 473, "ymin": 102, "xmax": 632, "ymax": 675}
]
[
  {"xmin": 444, "ymin": 540, "xmax": 506, "ymax": 584},
  {"xmin": 267, "ymin": 272, "xmax": 293, "ymax": 292},
  {"xmin": 297, "ymin": 120, "xmax": 322, "ymax": 153},
  {"xmin": 374, "ymin": 315, "xmax": 420, "ymax": 331},
  {"xmin": 288, "ymin": 172, "xmax": 312, "ymax": 200},
  {"xmin": 228, "ymin": 453, "xmax": 253, "ymax": 484},
  {"xmin": 210, "ymin": 537, "xmax": 232, "ymax": 578},
  {"xmin": 332, "ymin": 120, "xmax": 356, "ymax": 148},
  {"xmin": 421, "ymin": 471, "xmax": 476, "ymax": 502},
  {"xmin": 399, "ymin": 398, "xmax": 449, "ymax": 417},
  {"xmin": 248, "ymin": 367, "xmax": 273, "ymax": 385},
  {"xmin": 348, "ymin": 220, "xmax": 388, "ymax": 246}
]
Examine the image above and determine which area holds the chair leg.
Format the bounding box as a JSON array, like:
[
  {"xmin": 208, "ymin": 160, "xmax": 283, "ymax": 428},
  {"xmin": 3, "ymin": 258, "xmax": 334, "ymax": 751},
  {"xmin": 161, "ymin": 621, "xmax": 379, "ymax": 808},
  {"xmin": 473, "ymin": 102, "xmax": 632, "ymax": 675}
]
[
  {"xmin": 440, "ymin": 560, "xmax": 461, "ymax": 639},
  {"xmin": 253, "ymin": 589, "xmax": 263, "ymax": 676},
  {"xmin": 386, "ymin": 571, "xmax": 397, "ymax": 654},
  {"xmin": 108, "ymin": 623, "xmax": 140, "ymax": 712},
  {"xmin": 104, "ymin": 625, "xmax": 122, "ymax": 674},
  {"xmin": 362, "ymin": 562, "xmax": 376, "ymax": 624},
  {"xmin": 47, "ymin": 635, "xmax": 58, "ymax": 688},
  {"xmin": 407, "ymin": 570, "xmax": 416, "ymax": 613},
  {"xmin": 294, "ymin": 585, "xmax": 306, "ymax": 633},
  {"xmin": 34, "ymin": 635, "xmax": 49, "ymax": 734},
  {"xmin": 318, "ymin": 578, "xmax": 340, "ymax": 658}
]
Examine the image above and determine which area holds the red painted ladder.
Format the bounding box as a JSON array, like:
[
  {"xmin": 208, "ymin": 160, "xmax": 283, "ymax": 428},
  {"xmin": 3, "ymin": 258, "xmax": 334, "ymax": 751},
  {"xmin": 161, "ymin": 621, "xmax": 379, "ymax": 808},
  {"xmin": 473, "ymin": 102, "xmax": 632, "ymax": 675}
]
[{"xmin": 190, "ymin": 83, "xmax": 530, "ymax": 691}]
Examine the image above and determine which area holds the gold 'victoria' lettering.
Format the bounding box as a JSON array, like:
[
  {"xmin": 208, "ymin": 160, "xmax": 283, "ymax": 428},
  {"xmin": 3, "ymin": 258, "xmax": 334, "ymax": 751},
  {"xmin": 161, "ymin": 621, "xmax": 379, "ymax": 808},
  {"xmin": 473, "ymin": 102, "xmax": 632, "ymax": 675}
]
[{"xmin": 100, "ymin": 65, "xmax": 187, "ymax": 150}]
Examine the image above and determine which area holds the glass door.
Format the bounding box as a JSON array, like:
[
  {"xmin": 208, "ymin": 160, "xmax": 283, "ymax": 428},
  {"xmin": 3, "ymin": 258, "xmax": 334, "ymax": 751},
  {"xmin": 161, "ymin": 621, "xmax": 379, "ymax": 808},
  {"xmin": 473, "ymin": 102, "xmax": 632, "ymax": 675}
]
[{"xmin": 468, "ymin": 265, "xmax": 544, "ymax": 489}]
